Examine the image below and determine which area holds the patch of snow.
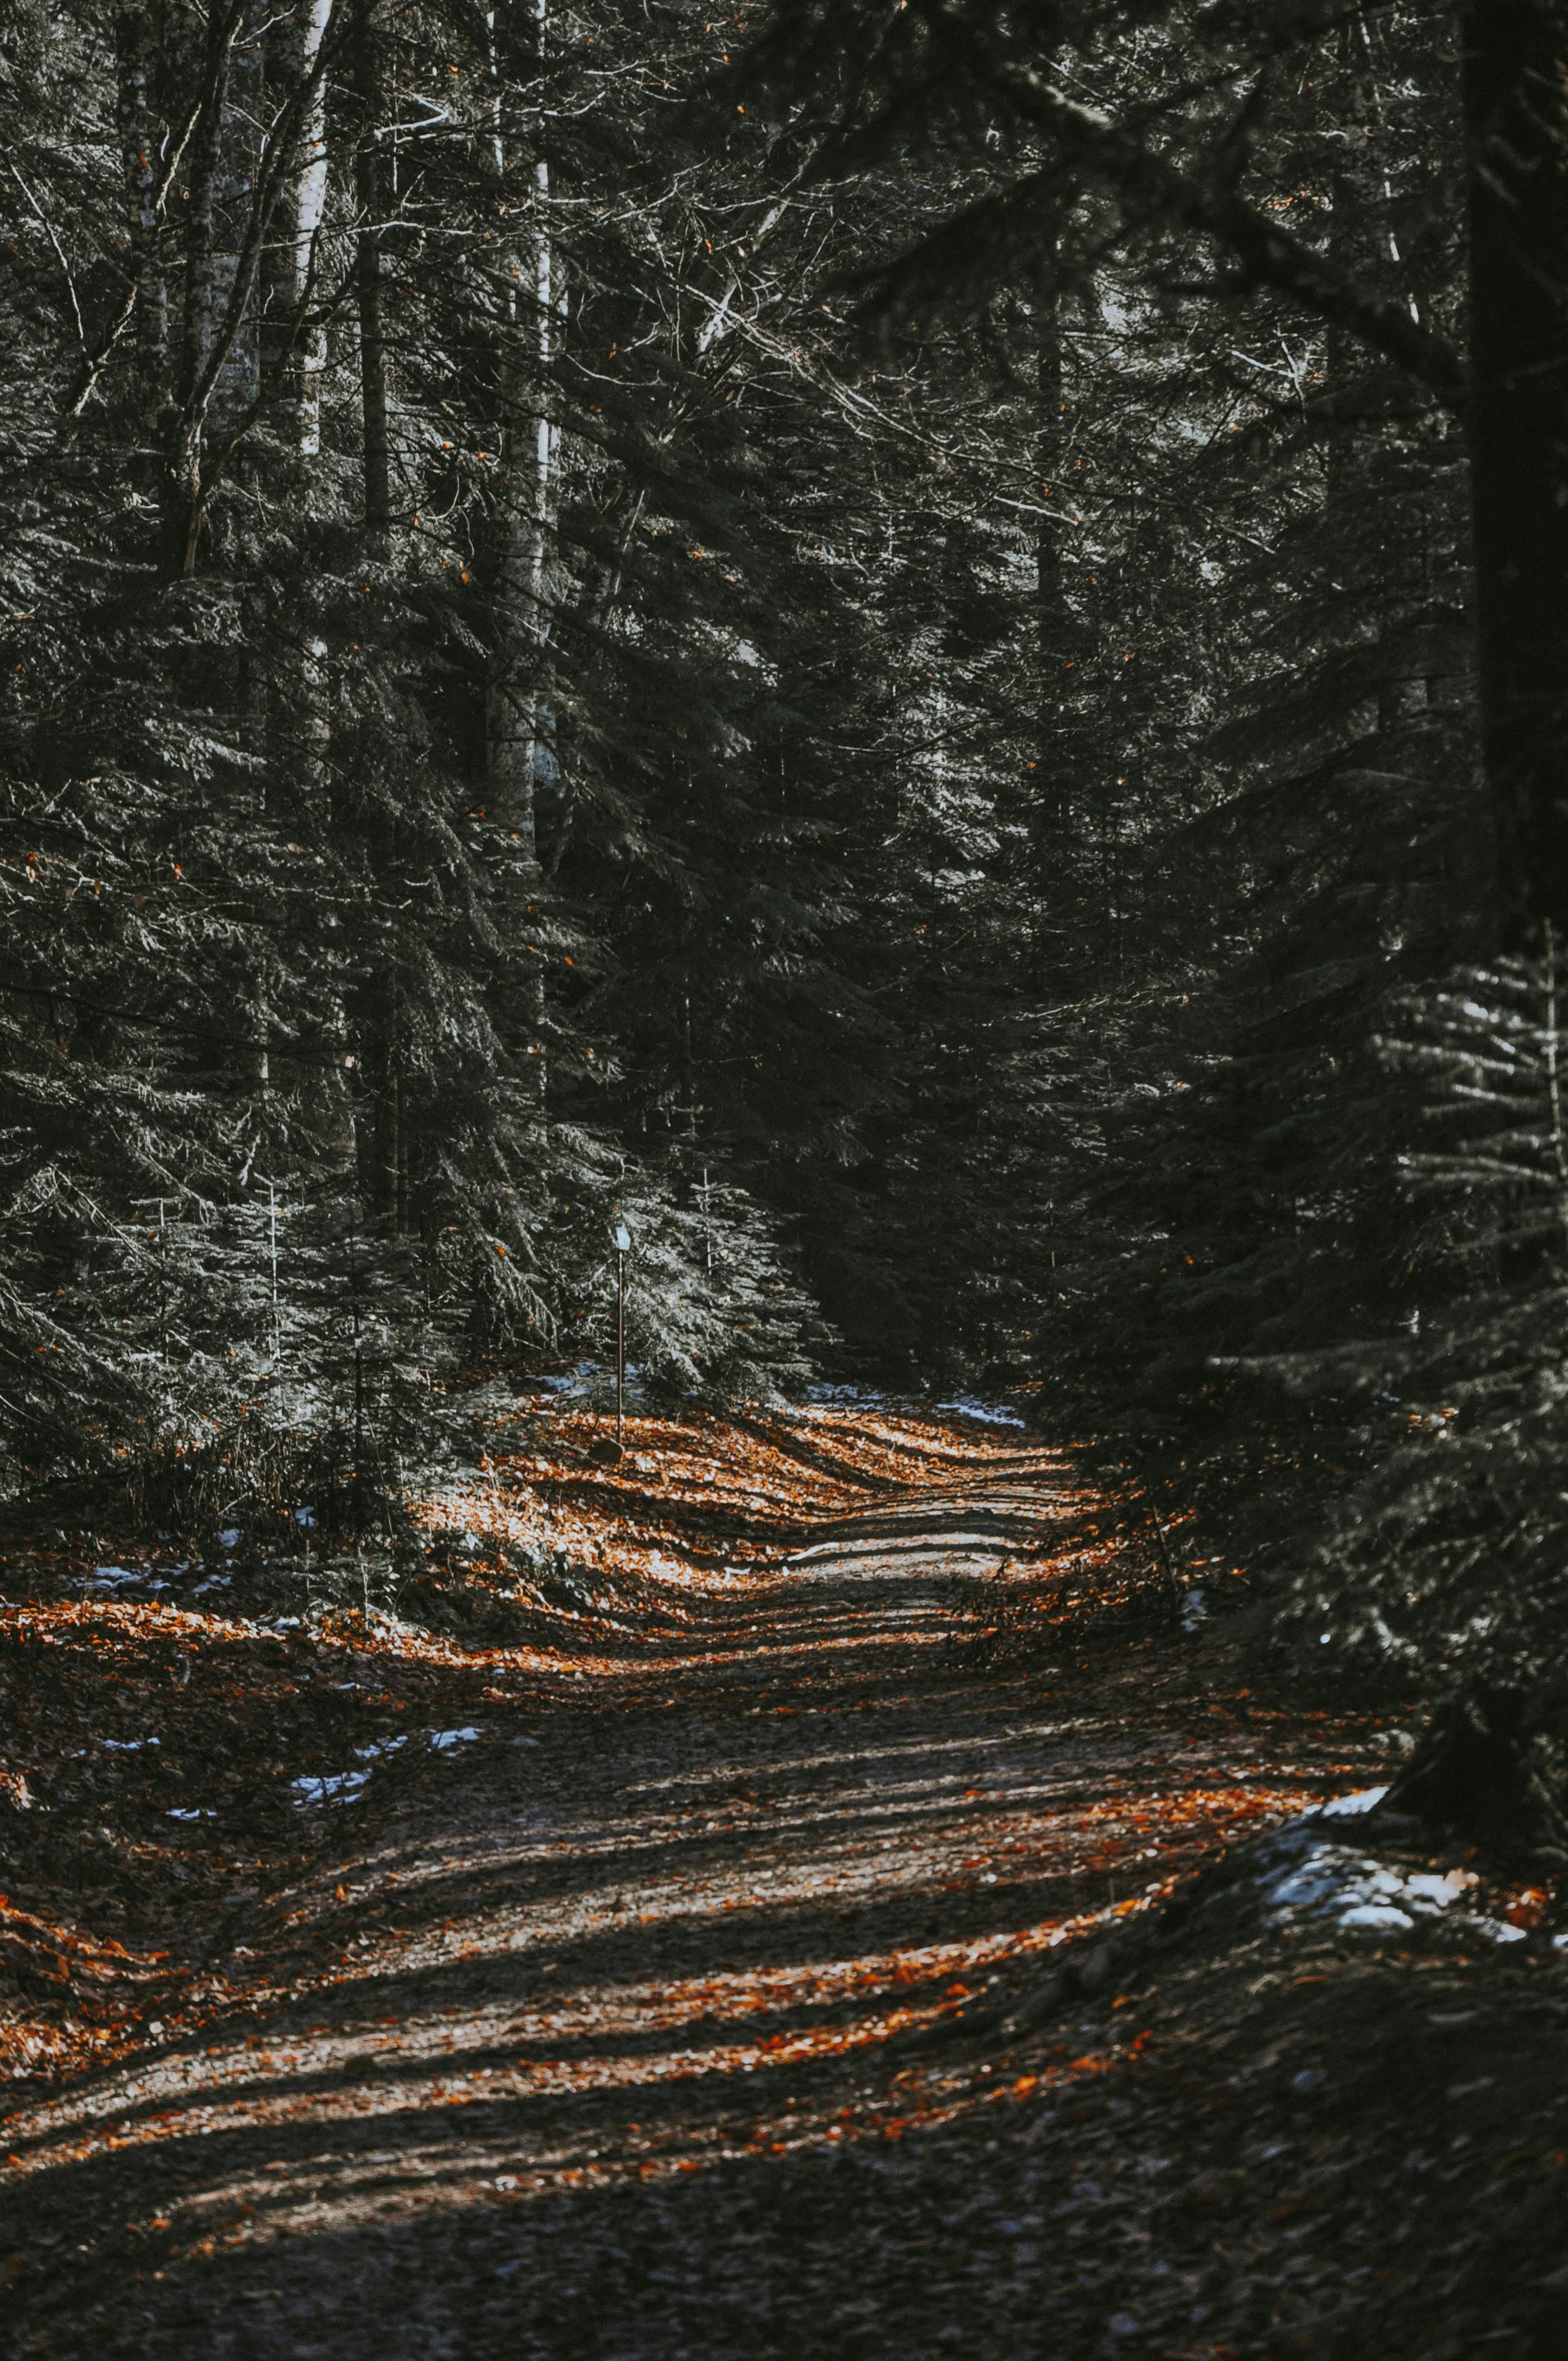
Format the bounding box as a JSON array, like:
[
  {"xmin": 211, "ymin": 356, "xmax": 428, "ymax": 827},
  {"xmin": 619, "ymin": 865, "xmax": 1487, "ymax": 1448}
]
[
  {"xmin": 935, "ymin": 1395, "xmax": 1027, "ymax": 1429},
  {"xmin": 1338, "ymin": 1903, "xmax": 1413, "ymax": 1932},
  {"xmin": 1256, "ymin": 1823, "xmax": 1500, "ymax": 1943},
  {"xmin": 193, "ymin": 1573, "xmax": 231, "ymax": 1595},
  {"xmin": 354, "ymin": 1734, "xmax": 410, "ymax": 1760},
  {"xmin": 1469, "ymin": 1916, "xmax": 1527, "ymax": 1946},
  {"xmin": 428, "ymin": 1726, "xmax": 481, "ymax": 1750},
  {"xmin": 166, "ymin": 1807, "xmax": 214, "ymax": 1821},
  {"xmin": 1264, "ymin": 1850, "xmax": 1364, "ymax": 1912},
  {"xmin": 292, "ymin": 1770, "xmax": 370, "ymax": 1806},
  {"xmin": 100, "ymin": 1736, "xmax": 159, "ymax": 1751},
  {"xmin": 219, "ymin": 1527, "xmax": 241, "ymax": 1549},
  {"xmin": 1181, "ymin": 1587, "xmax": 1207, "ymax": 1632},
  {"xmin": 1318, "ymin": 1786, "xmax": 1389, "ymax": 1818},
  {"xmin": 293, "ymin": 1506, "xmax": 316, "ymax": 1529},
  {"xmin": 1260, "ymin": 1835, "xmax": 1456, "ymax": 1927},
  {"xmin": 524, "ymin": 1362, "xmax": 602, "ymax": 1402},
  {"xmin": 1404, "ymin": 1872, "xmax": 1466, "ymax": 1908}
]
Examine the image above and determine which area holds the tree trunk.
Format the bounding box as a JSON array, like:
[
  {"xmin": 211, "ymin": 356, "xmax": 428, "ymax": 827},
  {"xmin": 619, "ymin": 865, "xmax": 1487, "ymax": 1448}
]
[
  {"xmin": 363, "ymin": 965, "xmax": 406, "ymax": 1228},
  {"xmin": 261, "ymin": 6, "xmax": 335, "ymax": 790},
  {"xmin": 263, "ymin": 0, "xmax": 334, "ymax": 456},
  {"xmin": 1032, "ymin": 209, "xmax": 1104, "ymax": 989},
  {"xmin": 355, "ymin": 23, "xmax": 392, "ymax": 554},
  {"xmin": 1034, "ymin": 223, "xmax": 1078, "ymax": 836},
  {"xmin": 210, "ymin": 7, "xmax": 265, "ymax": 435},
  {"xmin": 1392, "ymin": 1679, "xmax": 1568, "ymax": 1868},
  {"xmin": 112, "ymin": 3, "xmax": 170, "ymax": 417},
  {"xmin": 164, "ymin": 8, "xmax": 236, "ymax": 573},
  {"xmin": 486, "ymin": 0, "xmax": 555, "ymax": 1097},
  {"xmin": 159, "ymin": 4, "xmax": 336, "ymax": 572},
  {"xmin": 1461, "ymin": 0, "xmax": 1568, "ymax": 944},
  {"xmin": 1388, "ymin": 6, "xmax": 1568, "ymax": 1856},
  {"xmin": 351, "ymin": 15, "xmax": 402, "ymax": 1225}
]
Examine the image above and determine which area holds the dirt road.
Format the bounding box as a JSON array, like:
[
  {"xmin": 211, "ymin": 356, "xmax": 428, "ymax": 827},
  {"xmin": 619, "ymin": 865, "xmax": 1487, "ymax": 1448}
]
[{"xmin": 3, "ymin": 1415, "xmax": 1559, "ymax": 2358}]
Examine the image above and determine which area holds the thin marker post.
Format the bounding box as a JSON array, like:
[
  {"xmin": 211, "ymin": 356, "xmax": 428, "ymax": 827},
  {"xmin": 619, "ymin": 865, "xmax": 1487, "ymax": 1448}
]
[{"xmin": 614, "ymin": 1222, "xmax": 632, "ymax": 1446}]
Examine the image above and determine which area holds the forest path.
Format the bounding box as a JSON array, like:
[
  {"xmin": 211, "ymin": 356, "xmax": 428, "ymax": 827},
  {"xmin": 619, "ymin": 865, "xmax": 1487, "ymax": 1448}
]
[{"xmin": 5, "ymin": 1418, "xmax": 1402, "ymax": 2358}]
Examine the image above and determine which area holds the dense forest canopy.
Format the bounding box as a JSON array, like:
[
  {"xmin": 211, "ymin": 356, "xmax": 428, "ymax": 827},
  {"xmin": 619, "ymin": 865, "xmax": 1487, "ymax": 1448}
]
[{"xmin": 3, "ymin": 3, "xmax": 1568, "ymax": 1836}]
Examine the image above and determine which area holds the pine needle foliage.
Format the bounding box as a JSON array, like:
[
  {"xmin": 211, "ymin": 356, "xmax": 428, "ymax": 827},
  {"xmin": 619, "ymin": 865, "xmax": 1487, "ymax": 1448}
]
[{"xmin": 1280, "ymin": 943, "xmax": 1568, "ymax": 1850}]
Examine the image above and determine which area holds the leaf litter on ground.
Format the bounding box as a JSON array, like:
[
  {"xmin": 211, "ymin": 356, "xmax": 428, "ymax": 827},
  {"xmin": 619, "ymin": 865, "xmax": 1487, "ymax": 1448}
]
[{"xmin": 0, "ymin": 1400, "xmax": 1563, "ymax": 2357}]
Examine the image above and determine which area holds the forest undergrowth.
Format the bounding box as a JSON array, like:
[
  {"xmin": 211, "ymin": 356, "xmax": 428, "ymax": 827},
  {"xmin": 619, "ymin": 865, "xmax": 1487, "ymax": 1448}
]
[{"xmin": 2, "ymin": 1403, "xmax": 1564, "ymax": 2358}]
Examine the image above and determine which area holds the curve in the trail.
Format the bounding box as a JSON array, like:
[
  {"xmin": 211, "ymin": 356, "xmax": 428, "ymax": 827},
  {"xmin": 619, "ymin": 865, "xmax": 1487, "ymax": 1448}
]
[{"xmin": 1, "ymin": 1424, "xmax": 1348, "ymax": 2360}]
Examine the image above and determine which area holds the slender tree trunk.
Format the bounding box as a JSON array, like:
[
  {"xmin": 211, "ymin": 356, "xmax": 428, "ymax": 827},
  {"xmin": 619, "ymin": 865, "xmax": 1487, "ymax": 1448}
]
[
  {"xmin": 263, "ymin": 0, "xmax": 334, "ymax": 454},
  {"xmin": 1035, "ymin": 223, "xmax": 1077, "ymax": 835},
  {"xmin": 350, "ymin": 14, "xmax": 402, "ymax": 1224},
  {"xmin": 179, "ymin": 23, "xmax": 230, "ymax": 398},
  {"xmin": 1322, "ymin": 30, "xmax": 1381, "ymax": 743},
  {"xmin": 487, "ymin": 1, "xmax": 554, "ymax": 1097},
  {"xmin": 1033, "ymin": 208, "xmax": 1103, "ymax": 986},
  {"xmin": 210, "ymin": 8, "xmax": 265, "ymax": 434},
  {"xmin": 160, "ymin": 4, "xmax": 336, "ymax": 573},
  {"xmin": 263, "ymin": 5, "xmax": 335, "ymax": 791},
  {"xmin": 365, "ymin": 965, "xmax": 405, "ymax": 1226},
  {"xmin": 1325, "ymin": 19, "xmax": 1431, "ymax": 738},
  {"xmin": 355, "ymin": 24, "xmax": 392, "ymax": 554},
  {"xmin": 1461, "ymin": 0, "xmax": 1568, "ymax": 943},
  {"xmin": 164, "ymin": 9, "xmax": 235, "ymax": 572},
  {"xmin": 112, "ymin": 3, "xmax": 169, "ymax": 417}
]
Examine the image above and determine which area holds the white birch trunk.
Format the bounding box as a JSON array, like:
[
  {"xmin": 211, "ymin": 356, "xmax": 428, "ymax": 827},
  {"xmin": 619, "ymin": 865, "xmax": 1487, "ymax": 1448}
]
[
  {"xmin": 265, "ymin": 0, "xmax": 334, "ymax": 454},
  {"xmin": 486, "ymin": 0, "xmax": 555, "ymax": 891},
  {"xmin": 486, "ymin": 3, "xmax": 556, "ymax": 1092}
]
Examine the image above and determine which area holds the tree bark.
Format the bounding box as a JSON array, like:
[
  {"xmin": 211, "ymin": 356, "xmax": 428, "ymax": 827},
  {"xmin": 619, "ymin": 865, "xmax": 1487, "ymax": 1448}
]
[
  {"xmin": 355, "ymin": 22, "xmax": 392, "ymax": 554},
  {"xmin": 210, "ymin": 6, "xmax": 265, "ymax": 433},
  {"xmin": 164, "ymin": 7, "xmax": 238, "ymax": 572},
  {"xmin": 1461, "ymin": 0, "xmax": 1568, "ymax": 943},
  {"xmin": 1034, "ymin": 221, "xmax": 1077, "ymax": 835},
  {"xmin": 257, "ymin": 6, "xmax": 337, "ymax": 796},
  {"xmin": 351, "ymin": 12, "xmax": 402, "ymax": 1223},
  {"xmin": 1031, "ymin": 207, "xmax": 1104, "ymax": 987},
  {"xmin": 486, "ymin": 0, "xmax": 555, "ymax": 1096},
  {"xmin": 112, "ymin": 3, "xmax": 170, "ymax": 414},
  {"xmin": 264, "ymin": 0, "xmax": 334, "ymax": 456},
  {"xmin": 160, "ymin": 2, "xmax": 335, "ymax": 572}
]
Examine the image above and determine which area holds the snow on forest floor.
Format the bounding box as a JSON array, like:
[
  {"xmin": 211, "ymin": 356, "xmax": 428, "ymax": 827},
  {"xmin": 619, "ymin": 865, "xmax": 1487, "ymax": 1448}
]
[{"xmin": 1, "ymin": 1404, "xmax": 1565, "ymax": 2357}]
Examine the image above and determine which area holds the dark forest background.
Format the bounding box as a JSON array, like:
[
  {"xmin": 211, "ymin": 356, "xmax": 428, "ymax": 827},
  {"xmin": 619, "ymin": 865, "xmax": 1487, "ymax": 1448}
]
[{"xmin": 4, "ymin": 4, "xmax": 1568, "ymax": 1845}]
